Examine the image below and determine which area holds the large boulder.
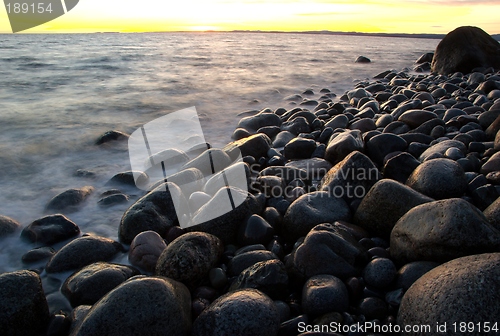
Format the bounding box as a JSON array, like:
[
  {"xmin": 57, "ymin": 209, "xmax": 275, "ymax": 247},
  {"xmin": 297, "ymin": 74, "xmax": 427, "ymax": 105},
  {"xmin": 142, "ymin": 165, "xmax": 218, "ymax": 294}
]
[
  {"xmin": 191, "ymin": 289, "xmax": 280, "ymax": 336},
  {"xmin": 398, "ymin": 253, "xmax": 500, "ymax": 335},
  {"xmin": 0, "ymin": 270, "xmax": 50, "ymax": 336},
  {"xmin": 70, "ymin": 276, "xmax": 191, "ymax": 336},
  {"xmin": 431, "ymin": 26, "xmax": 500, "ymax": 75},
  {"xmin": 390, "ymin": 198, "xmax": 500, "ymax": 264}
]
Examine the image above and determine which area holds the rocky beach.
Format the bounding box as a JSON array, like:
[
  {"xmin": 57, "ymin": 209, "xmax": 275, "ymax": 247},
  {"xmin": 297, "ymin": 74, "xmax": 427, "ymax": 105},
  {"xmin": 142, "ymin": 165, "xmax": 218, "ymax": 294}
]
[{"xmin": 1, "ymin": 26, "xmax": 500, "ymax": 335}]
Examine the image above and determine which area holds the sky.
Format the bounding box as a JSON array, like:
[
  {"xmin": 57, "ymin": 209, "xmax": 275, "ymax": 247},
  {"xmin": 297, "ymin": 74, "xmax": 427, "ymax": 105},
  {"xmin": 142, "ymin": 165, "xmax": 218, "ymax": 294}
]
[{"xmin": 1, "ymin": 0, "xmax": 500, "ymax": 34}]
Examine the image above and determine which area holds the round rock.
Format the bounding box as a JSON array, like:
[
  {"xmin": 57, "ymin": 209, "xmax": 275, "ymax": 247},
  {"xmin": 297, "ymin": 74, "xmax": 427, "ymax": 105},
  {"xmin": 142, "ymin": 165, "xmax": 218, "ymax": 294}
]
[
  {"xmin": 0, "ymin": 215, "xmax": 20, "ymax": 237},
  {"xmin": 363, "ymin": 258, "xmax": 397, "ymax": 289},
  {"xmin": 128, "ymin": 230, "xmax": 167, "ymax": 272},
  {"xmin": 302, "ymin": 275, "xmax": 349, "ymax": 317},
  {"xmin": 21, "ymin": 214, "xmax": 80, "ymax": 245}
]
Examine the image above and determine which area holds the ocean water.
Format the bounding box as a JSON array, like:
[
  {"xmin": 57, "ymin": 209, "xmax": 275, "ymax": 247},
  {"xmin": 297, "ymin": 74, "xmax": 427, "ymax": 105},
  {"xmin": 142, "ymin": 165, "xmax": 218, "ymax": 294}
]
[{"xmin": 0, "ymin": 32, "xmax": 438, "ymax": 272}]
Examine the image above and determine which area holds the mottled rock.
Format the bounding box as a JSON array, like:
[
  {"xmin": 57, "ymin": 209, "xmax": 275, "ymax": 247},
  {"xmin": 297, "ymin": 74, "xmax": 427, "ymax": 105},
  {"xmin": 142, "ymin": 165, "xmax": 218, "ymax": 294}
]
[
  {"xmin": 363, "ymin": 258, "xmax": 397, "ymax": 289},
  {"xmin": 390, "ymin": 198, "xmax": 500, "ymax": 264},
  {"xmin": 191, "ymin": 289, "xmax": 280, "ymax": 336},
  {"xmin": 46, "ymin": 186, "xmax": 94, "ymax": 212},
  {"xmin": 156, "ymin": 232, "xmax": 223, "ymax": 286},
  {"xmin": 0, "ymin": 270, "xmax": 50, "ymax": 336},
  {"xmin": 21, "ymin": 214, "xmax": 80, "ymax": 245},
  {"xmin": 128, "ymin": 230, "xmax": 167, "ymax": 272},
  {"xmin": 71, "ymin": 276, "xmax": 191, "ymax": 336},
  {"xmin": 302, "ymin": 275, "xmax": 349, "ymax": 317},
  {"xmin": 62, "ymin": 262, "xmax": 140, "ymax": 307},
  {"xmin": 398, "ymin": 253, "xmax": 500, "ymax": 335}
]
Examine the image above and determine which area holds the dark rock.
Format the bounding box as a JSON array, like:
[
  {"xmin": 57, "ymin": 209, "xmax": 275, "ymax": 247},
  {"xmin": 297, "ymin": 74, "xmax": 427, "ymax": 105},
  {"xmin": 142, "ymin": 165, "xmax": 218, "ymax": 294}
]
[
  {"xmin": 406, "ymin": 158, "xmax": 467, "ymax": 199},
  {"xmin": 182, "ymin": 148, "xmax": 232, "ymax": 176},
  {"xmin": 224, "ymin": 134, "xmax": 272, "ymax": 161},
  {"xmin": 238, "ymin": 214, "xmax": 275, "ymax": 246},
  {"xmin": 46, "ymin": 234, "xmax": 123, "ymax": 273},
  {"xmin": 398, "ymin": 253, "xmax": 500, "ymax": 335},
  {"xmin": 203, "ymin": 162, "xmax": 251, "ymax": 196},
  {"xmin": 324, "ymin": 115, "xmax": 349, "ymax": 129},
  {"xmin": 283, "ymin": 191, "xmax": 351, "ymax": 242},
  {"xmin": 354, "ymin": 179, "xmax": 433, "ymax": 240},
  {"xmin": 471, "ymin": 184, "xmax": 498, "ymax": 210},
  {"xmin": 382, "ymin": 152, "xmax": 421, "ymax": 184},
  {"xmin": 229, "ymin": 259, "xmax": 288, "ymax": 299},
  {"xmin": 366, "ymin": 134, "xmax": 407, "ymax": 166},
  {"xmin": 238, "ymin": 113, "xmax": 282, "ymax": 132},
  {"xmin": 156, "ymin": 232, "xmax": 223, "ymax": 286},
  {"xmin": 484, "ymin": 197, "xmax": 500, "ymax": 231},
  {"xmin": 260, "ymin": 166, "xmax": 309, "ymax": 185},
  {"xmin": 71, "ymin": 276, "xmax": 191, "ymax": 336},
  {"xmin": 396, "ymin": 261, "xmax": 440, "ymax": 291},
  {"xmin": 383, "ymin": 121, "xmax": 411, "ymax": 135},
  {"xmin": 416, "ymin": 53, "xmax": 434, "ymax": 64},
  {"xmin": 209, "ymin": 267, "xmax": 228, "ymax": 289},
  {"xmin": 227, "ymin": 250, "xmax": 277, "ymax": 277},
  {"xmin": 258, "ymin": 126, "xmax": 281, "ymax": 140},
  {"xmin": 320, "ymin": 151, "xmax": 380, "ymax": 203},
  {"xmin": 281, "ymin": 117, "xmax": 311, "ymax": 136},
  {"xmin": 128, "ymin": 230, "xmax": 167, "ymax": 272},
  {"xmin": 257, "ymin": 175, "xmax": 285, "ymax": 198},
  {"xmin": 398, "ymin": 110, "xmax": 437, "ymax": 128},
  {"xmin": 0, "ymin": 215, "xmax": 21, "ymax": 237},
  {"xmin": 119, "ymin": 182, "xmax": 186, "ymax": 244},
  {"xmin": 21, "ymin": 214, "xmax": 80, "ymax": 245},
  {"xmin": 273, "ymin": 131, "xmax": 296, "ymax": 147},
  {"xmin": 62, "ymin": 262, "xmax": 139, "ymax": 307},
  {"xmin": 390, "ymin": 198, "xmax": 500, "ymax": 264},
  {"xmin": 189, "ymin": 187, "xmax": 261, "ymax": 244},
  {"xmin": 287, "ymin": 223, "xmax": 366, "ymax": 279},
  {"xmin": 324, "ymin": 130, "xmax": 364, "ymax": 164},
  {"xmin": 481, "ymin": 151, "xmax": 500, "ymax": 174},
  {"xmin": 232, "ymin": 128, "xmax": 251, "ymax": 140},
  {"xmin": 21, "ymin": 246, "xmax": 56, "ymax": 263},
  {"xmin": 355, "ymin": 56, "xmax": 371, "ymax": 63},
  {"xmin": 95, "ymin": 130, "xmax": 129, "ymax": 145},
  {"xmin": 285, "ymin": 158, "xmax": 332, "ymax": 181},
  {"xmin": 358, "ymin": 297, "xmax": 387, "ymax": 320},
  {"xmin": 284, "ymin": 138, "xmax": 317, "ymax": 160},
  {"xmin": 431, "ymin": 26, "xmax": 500, "ymax": 75},
  {"xmin": 363, "ymin": 258, "xmax": 397, "ymax": 289},
  {"xmin": 98, "ymin": 193, "xmax": 128, "ymax": 207},
  {"xmin": 302, "ymin": 275, "xmax": 349, "ymax": 317},
  {"xmin": 349, "ymin": 118, "xmax": 376, "ymax": 133},
  {"xmin": 410, "ymin": 118, "xmax": 445, "ymax": 135},
  {"xmin": 46, "ymin": 186, "xmax": 94, "ymax": 212},
  {"xmin": 192, "ymin": 289, "xmax": 279, "ymax": 336},
  {"xmin": 107, "ymin": 171, "xmax": 148, "ymax": 189}
]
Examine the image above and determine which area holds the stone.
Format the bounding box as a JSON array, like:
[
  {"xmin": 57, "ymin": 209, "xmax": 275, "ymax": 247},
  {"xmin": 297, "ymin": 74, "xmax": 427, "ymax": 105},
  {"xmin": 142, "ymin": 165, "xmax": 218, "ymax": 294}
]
[
  {"xmin": 481, "ymin": 151, "xmax": 500, "ymax": 175},
  {"xmin": 320, "ymin": 151, "xmax": 380, "ymax": 203},
  {"xmin": 355, "ymin": 56, "xmax": 371, "ymax": 63},
  {"xmin": 227, "ymin": 250, "xmax": 278, "ymax": 277},
  {"xmin": 398, "ymin": 253, "xmax": 500, "ymax": 335},
  {"xmin": 0, "ymin": 270, "xmax": 50, "ymax": 336},
  {"xmin": 98, "ymin": 193, "xmax": 128, "ymax": 207},
  {"xmin": 119, "ymin": 182, "xmax": 187, "ymax": 244},
  {"xmin": 192, "ymin": 289, "xmax": 280, "ymax": 336},
  {"xmin": 418, "ymin": 139, "xmax": 466, "ymax": 161},
  {"xmin": 406, "ymin": 158, "xmax": 467, "ymax": 199},
  {"xmin": 287, "ymin": 223, "xmax": 367, "ymax": 279},
  {"xmin": 382, "ymin": 152, "xmax": 421, "ymax": 184},
  {"xmin": 358, "ymin": 297, "xmax": 388, "ymax": 320},
  {"xmin": 366, "ymin": 133, "xmax": 407, "ymax": 166},
  {"xmin": 46, "ymin": 186, "xmax": 94, "ymax": 212},
  {"xmin": 46, "ymin": 234, "xmax": 123, "ymax": 273},
  {"xmin": 260, "ymin": 166, "xmax": 309, "ymax": 185},
  {"xmin": 390, "ymin": 198, "xmax": 500, "ymax": 264},
  {"xmin": 232, "ymin": 128, "xmax": 251, "ymax": 140},
  {"xmin": 324, "ymin": 130, "xmax": 364, "ymax": 164},
  {"xmin": 324, "ymin": 115, "xmax": 349, "ymax": 129},
  {"xmin": 431, "ymin": 26, "xmax": 500, "ymax": 75},
  {"xmin": 156, "ymin": 232, "xmax": 223, "ymax": 287},
  {"xmin": 71, "ymin": 276, "xmax": 191, "ymax": 336},
  {"xmin": 281, "ymin": 117, "xmax": 311, "ymax": 136},
  {"xmin": 363, "ymin": 258, "xmax": 397, "ymax": 289},
  {"xmin": 354, "ymin": 179, "xmax": 433, "ymax": 240},
  {"xmin": 95, "ymin": 130, "xmax": 129, "ymax": 145},
  {"xmin": 238, "ymin": 214, "xmax": 275, "ymax": 246},
  {"xmin": 21, "ymin": 214, "xmax": 80, "ymax": 245},
  {"xmin": 107, "ymin": 171, "xmax": 149, "ymax": 189},
  {"xmin": 484, "ymin": 197, "xmax": 500, "ymax": 231},
  {"xmin": 349, "ymin": 118, "xmax": 376, "ymax": 133},
  {"xmin": 224, "ymin": 134, "xmax": 272, "ymax": 161},
  {"xmin": 0, "ymin": 215, "xmax": 20, "ymax": 237},
  {"xmin": 162, "ymin": 168, "xmax": 205, "ymax": 197},
  {"xmin": 272, "ymin": 131, "xmax": 296, "ymax": 147},
  {"xmin": 203, "ymin": 162, "xmax": 251, "ymax": 196},
  {"xmin": 229, "ymin": 259, "xmax": 288, "ymax": 299},
  {"xmin": 396, "ymin": 261, "xmax": 440, "ymax": 291},
  {"xmin": 398, "ymin": 110, "xmax": 437, "ymax": 128},
  {"xmin": 416, "ymin": 52, "xmax": 434, "ymax": 64},
  {"xmin": 238, "ymin": 113, "xmax": 282, "ymax": 132},
  {"xmin": 62, "ymin": 262, "xmax": 140, "ymax": 307},
  {"xmin": 128, "ymin": 230, "xmax": 167, "ymax": 272},
  {"xmin": 189, "ymin": 187, "xmax": 261, "ymax": 244},
  {"xmin": 284, "ymin": 138, "xmax": 317, "ymax": 160},
  {"xmin": 302, "ymin": 275, "xmax": 349, "ymax": 317},
  {"xmin": 283, "ymin": 191, "xmax": 351, "ymax": 242},
  {"xmin": 182, "ymin": 149, "xmax": 232, "ymax": 176},
  {"xmin": 21, "ymin": 246, "xmax": 56, "ymax": 263},
  {"xmin": 285, "ymin": 158, "xmax": 332, "ymax": 181}
]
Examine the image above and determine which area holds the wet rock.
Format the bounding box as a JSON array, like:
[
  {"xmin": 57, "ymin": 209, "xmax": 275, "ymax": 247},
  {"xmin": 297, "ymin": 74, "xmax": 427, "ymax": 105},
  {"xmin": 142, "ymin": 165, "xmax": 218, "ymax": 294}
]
[
  {"xmin": 284, "ymin": 138, "xmax": 317, "ymax": 160},
  {"xmin": 431, "ymin": 26, "xmax": 500, "ymax": 75},
  {"xmin": 349, "ymin": 118, "xmax": 376, "ymax": 133},
  {"xmin": 46, "ymin": 234, "xmax": 123, "ymax": 273},
  {"xmin": 418, "ymin": 139, "xmax": 466, "ymax": 161},
  {"xmin": 227, "ymin": 250, "xmax": 278, "ymax": 277},
  {"xmin": 285, "ymin": 158, "xmax": 332, "ymax": 181},
  {"xmin": 273, "ymin": 131, "xmax": 296, "ymax": 147},
  {"xmin": 71, "ymin": 276, "xmax": 191, "ymax": 336},
  {"xmin": 0, "ymin": 215, "xmax": 20, "ymax": 237},
  {"xmin": 481, "ymin": 151, "xmax": 500, "ymax": 175},
  {"xmin": 382, "ymin": 152, "xmax": 421, "ymax": 183},
  {"xmin": 98, "ymin": 193, "xmax": 128, "ymax": 207},
  {"xmin": 366, "ymin": 133, "xmax": 407, "ymax": 166},
  {"xmin": 260, "ymin": 166, "xmax": 309, "ymax": 185},
  {"xmin": 398, "ymin": 110, "xmax": 437, "ymax": 128},
  {"xmin": 0, "ymin": 270, "xmax": 50, "ymax": 336},
  {"xmin": 156, "ymin": 232, "xmax": 223, "ymax": 286},
  {"xmin": 359, "ymin": 297, "xmax": 387, "ymax": 320},
  {"xmin": 46, "ymin": 186, "xmax": 94, "ymax": 212},
  {"xmin": 189, "ymin": 187, "xmax": 261, "ymax": 244},
  {"xmin": 232, "ymin": 128, "xmax": 251, "ymax": 140},
  {"xmin": 484, "ymin": 197, "xmax": 500, "ymax": 231},
  {"xmin": 324, "ymin": 115, "xmax": 349, "ymax": 129},
  {"xmin": 363, "ymin": 258, "xmax": 397, "ymax": 289},
  {"xmin": 119, "ymin": 182, "xmax": 186, "ymax": 244},
  {"xmin": 107, "ymin": 171, "xmax": 149, "ymax": 189},
  {"xmin": 22, "ymin": 246, "xmax": 56, "ymax": 263},
  {"xmin": 396, "ymin": 261, "xmax": 440, "ymax": 291},
  {"xmin": 324, "ymin": 130, "xmax": 364, "ymax": 164},
  {"xmin": 238, "ymin": 214, "xmax": 274, "ymax": 246},
  {"xmin": 281, "ymin": 117, "xmax": 311, "ymax": 136},
  {"xmin": 416, "ymin": 52, "xmax": 434, "ymax": 64},
  {"xmin": 390, "ymin": 198, "xmax": 500, "ymax": 264},
  {"xmin": 283, "ymin": 191, "xmax": 351, "ymax": 242},
  {"xmin": 398, "ymin": 253, "xmax": 500, "ymax": 335},
  {"xmin": 354, "ymin": 179, "xmax": 433, "ymax": 240},
  {"xmin": 302, "ymin": 275, "xmax": 349, "ymax": 317},
  {"xmin": 21, "ymin": 214, "xmax": 80, "ymax": 245},
  {"xmin": 62, "ymin": 262, "xmax": 140, "ymax": 307},
  {"xmin": 192, "ymin": 289, "xmax": 280, "ymax": 336},
  {"xmin": 355, "ymin": 56, "xmax": 371, "ymax": 63},
  {"xmin": 229, "ymin": 259, "xmax": 288, "ymax": 299},
  {"xmin": 288, "ymin": 223, "xmax": 366, "ymax": 279},
  {"xmin": 406, "ymin": 158, "xmax": 467, "ymax": 199},
  {"xmin": 128, "ymin": 230, "xmax": 167, "ymax": 272},
  {"xmin": 95, "ymin": 130, "xmax": 129, "ymax": 145},
  {"xmin": 224, "ymin": 133, "xmax": 272, "ymax": 161},
  {"xmin": 238, "ymin": 113, "xmax": 282, "ymax": 132}
]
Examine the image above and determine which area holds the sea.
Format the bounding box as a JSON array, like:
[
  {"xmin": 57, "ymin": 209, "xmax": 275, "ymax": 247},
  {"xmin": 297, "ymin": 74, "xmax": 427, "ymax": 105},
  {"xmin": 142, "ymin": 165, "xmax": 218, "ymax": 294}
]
[{"xmin": 0, "ymin": 32, "xmax": 439, "ymax": 273}]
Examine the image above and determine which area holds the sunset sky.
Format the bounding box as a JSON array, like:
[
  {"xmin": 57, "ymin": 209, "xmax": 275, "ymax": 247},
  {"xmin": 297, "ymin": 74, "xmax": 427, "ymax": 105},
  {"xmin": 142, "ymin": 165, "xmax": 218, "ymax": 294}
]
[{"xmin": 1, "ymin": 0, "xmax": 500, "ymax": 34}]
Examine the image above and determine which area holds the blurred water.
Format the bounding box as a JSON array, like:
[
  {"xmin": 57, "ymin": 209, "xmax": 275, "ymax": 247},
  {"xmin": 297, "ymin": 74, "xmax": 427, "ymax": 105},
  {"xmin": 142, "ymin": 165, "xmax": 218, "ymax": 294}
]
[{"xmin": 0, "ymin": 32, "xmax": 438, "ymax": 272}]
